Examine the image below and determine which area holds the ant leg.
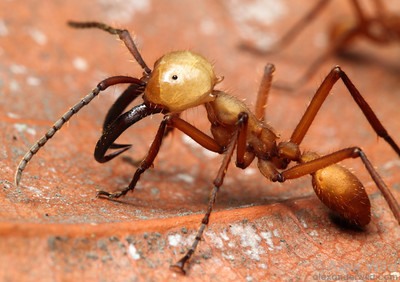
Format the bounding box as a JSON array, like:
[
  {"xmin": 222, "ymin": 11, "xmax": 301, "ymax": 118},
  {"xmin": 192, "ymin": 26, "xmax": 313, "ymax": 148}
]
[
  {"xmin": 97, "ymin": 115, "xmax": 224, "ymax": 198},
  {"xmin": 276, "ymin": 147, "xmax": 400, "ymax": 224},
  {"xmin": 282, "ymin": 0, "xmax": 393, "ymax": 90},
  {"xmin": 351, "ymin": 0, "xmax": 390, "ymax": 43},
  {"xmin": 271, "ymin": 0, "xmax": 331, "ymax": 52},
  {"xmin": 372, "ymin": 0, "xmax": 387, "ymax": 18},
  {"xmin": 163, "ymin": 113, "xmax": 180, "ymax": 138},
  {"xmin": 170, "ymin": 113, "xmax": 248, "ymax": 274},
  {"xmin": 349, "ymin": 0, "xmax": 368, "ymax": 24},
  {"xmin": 68, "ymin": 21, "xmax": 151, "ymax": 75},
  {"xmin": 254, "ymin": 64, "xmax": 275, "ymax": 121},
  {"xmin": 284, "ymin": 67, "xmax": 400, "ymax": 223},
  {"xmin": 14, "ymin": 76, "xmax": 144, "ymax": 186},
  {"xmin": 273, "ymin": 1, "xmax": 369, "ymax": 90},
  {"xmin": 290, "ymin": 66, "xmax": 400, "ymax": 156},
  {"xmin": 273, "ymin": 28, "xmax": 358, "ymax": 91},
  {"xmin": 240, "ymin": 0, "xmax": 331, "ymax": 55}
]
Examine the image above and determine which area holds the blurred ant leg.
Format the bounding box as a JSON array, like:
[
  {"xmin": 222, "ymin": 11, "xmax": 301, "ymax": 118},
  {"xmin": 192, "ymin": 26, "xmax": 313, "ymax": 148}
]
[
  {"xmin": 97, "ymin": 115, "xmax": 224, "ymax": 198},
  {"xmin": 349, "ymin": 0, "xmax": 367, "ymax": 23},
  {"xmin": 240, "ymin": 0, "xmax": 331, "ymax": 54},
  {"xmin": 274, "ymin": 28, "xmax": 358, "ymax": 91},
  {"xmin": 171, "ymin": 113, "xmax": 249, "ymax": 274},
  {"xmin": 14, "ymin": 76, "xmax": 143, "ymax": 187},
  {"xmin": 103, "ymin": 83, "xmax": 146, "ymax": 150},
  {"xmin": 255, "ymin": 64, "xmax": 275, "ymax": 121},
  {"xmin": 276, "ymin": 147, "xmax": 400, "ymax": 224},
  {"xmin": 68, "ymin": 21, "xmax": 152, "ymax": 74},
  {"xmin": 349, "ymin": 0, "xmax": 363, "ymax": 19},
  {"xmin": 372, "ymin": 0, "xmax": 387, "ymax": 17},
  {"xmin": 289, "ymin": 66, "xmax": 400, "ymax": 156},
  {"xmin": 270, "ymin": 0, "xmax": 331, "ymax": 52}
]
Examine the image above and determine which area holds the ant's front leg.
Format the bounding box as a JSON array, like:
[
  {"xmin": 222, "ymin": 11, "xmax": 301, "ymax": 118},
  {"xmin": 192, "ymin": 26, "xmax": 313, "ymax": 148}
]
[
  {"xmin": 97, "ymin": 114, "xmax": 224, "ymax": 198},
  {"xmin": 96, "ymin": 111, "xmax": 169, "ymax": 198},
  {"xmin": 68, "ymin": 21, "xmax": 152, "ymax": 75}
]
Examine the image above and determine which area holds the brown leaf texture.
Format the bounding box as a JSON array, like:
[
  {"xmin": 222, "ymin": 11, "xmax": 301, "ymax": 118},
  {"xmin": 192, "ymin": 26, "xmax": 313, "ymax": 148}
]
[{"xmin": 1, "ymin": 0, "xmax": 400, "ymax": 280}]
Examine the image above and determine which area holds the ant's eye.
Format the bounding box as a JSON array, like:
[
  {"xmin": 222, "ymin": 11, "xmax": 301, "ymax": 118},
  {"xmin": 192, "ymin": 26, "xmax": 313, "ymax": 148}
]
[{"xmin": 172, "ymin": 75, "xmax": 178, "ymax": 80}]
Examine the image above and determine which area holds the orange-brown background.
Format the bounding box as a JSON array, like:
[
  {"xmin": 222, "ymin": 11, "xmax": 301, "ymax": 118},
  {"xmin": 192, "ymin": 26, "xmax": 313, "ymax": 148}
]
[{"xmin": 1, "ymin": 0, "xmax": 400, "ymax": 280}]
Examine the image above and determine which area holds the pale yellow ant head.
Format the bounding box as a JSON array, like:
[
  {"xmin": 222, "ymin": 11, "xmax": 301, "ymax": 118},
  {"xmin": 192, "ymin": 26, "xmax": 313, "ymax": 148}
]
[{"xmin": 144, "ymin": 51, "xmax": 218, "ymax": 113}]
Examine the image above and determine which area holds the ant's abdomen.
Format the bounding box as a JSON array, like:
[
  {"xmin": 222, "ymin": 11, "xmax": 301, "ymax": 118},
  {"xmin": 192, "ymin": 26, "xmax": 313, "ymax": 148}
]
[{"xmin": 304, "ymin": 152, "xmax": 371, "ymax": 226}]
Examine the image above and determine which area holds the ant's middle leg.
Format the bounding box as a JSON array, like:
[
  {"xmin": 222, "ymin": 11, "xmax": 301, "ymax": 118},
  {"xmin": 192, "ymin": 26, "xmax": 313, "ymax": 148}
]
[
  {"xmin": 97, "ymin": 115, "xmax": 224, "ymax": 198},
  {"xmin": 171, "ymin": 112, "xmax": 249, "ymax": 274},
  {"xmin": 289, "ymin": 66, "xmax": 400, "ymax": 156}
]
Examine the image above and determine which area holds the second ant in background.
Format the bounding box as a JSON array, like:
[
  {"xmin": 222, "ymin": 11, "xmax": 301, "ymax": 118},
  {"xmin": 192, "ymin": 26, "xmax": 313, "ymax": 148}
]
[{"xmin": 241, "ymin": 0, "xmax": 400, "ymax": 90}]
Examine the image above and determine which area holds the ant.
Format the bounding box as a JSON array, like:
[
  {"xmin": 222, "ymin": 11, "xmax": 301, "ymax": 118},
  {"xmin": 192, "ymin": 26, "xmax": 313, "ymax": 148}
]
[
  {"xmin": 241, "ymin": 0, "xmax": 400, "ymax": 89},
  {"xmin": 15, "ymin": 21, "xmax": 400, "ymax": 274}
]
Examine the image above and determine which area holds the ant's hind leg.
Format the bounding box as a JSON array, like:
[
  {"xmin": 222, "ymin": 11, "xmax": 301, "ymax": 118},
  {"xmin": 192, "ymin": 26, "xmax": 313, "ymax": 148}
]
[
  {"xmin": 280, "ymin": 66, "xmax": 400, "ymax": 224},
  {"xmin": 276, "ymin": 147, "xmax": 400, "ymax": 225}
]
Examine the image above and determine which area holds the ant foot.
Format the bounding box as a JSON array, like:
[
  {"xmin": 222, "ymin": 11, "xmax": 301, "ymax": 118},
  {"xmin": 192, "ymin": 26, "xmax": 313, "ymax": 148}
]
[
  {"xmin": 169, "ymin": 262, "xmax": 186, "ymax": 275},
  {"xmin": 96, "ymin": 189, "xmax": 124, "ymax": 198}
]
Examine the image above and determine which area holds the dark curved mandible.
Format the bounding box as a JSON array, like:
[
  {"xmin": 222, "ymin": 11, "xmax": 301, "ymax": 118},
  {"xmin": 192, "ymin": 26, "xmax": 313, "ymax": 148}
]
[
  {"xmin": 95, "ymin": 103, "xmax": 163, "ymax": 163},
  {"xmin": 103, "ymin": 83, "xmax": 146, "ymax": 149},
  {"xmin": 103, "ymin": 83, "xmax": 145, "ymax": 133}
]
